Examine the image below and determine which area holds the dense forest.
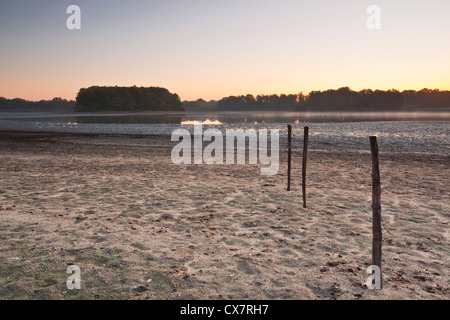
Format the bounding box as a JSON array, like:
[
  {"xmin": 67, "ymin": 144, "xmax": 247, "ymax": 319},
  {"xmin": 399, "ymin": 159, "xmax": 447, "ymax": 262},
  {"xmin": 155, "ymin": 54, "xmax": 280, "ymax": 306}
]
[
  {"xmin": 0, "ymin": 97, "xmax": 75, "ymax": 112},
  {"xmin": 217, "ymin": 94, "xmax": 300, "ymax": 111},
  {"xmin": 75, "ymin": 86, "xmax": 184, "ymax": 112},
  {"xmin": 216, "ymin": 88, "xmax": 450, "ymax": 112},
  {"xmin": 182, "ymin": 99, "xmax": 218, "ymax": 112}
]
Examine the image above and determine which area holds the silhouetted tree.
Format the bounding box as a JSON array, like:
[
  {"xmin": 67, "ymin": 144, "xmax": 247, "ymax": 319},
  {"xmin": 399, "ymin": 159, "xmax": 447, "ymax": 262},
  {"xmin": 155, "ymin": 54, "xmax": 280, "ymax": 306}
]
[{"xmin": 74, "ymin": 86, "xmax": 184, "ymax": 112}]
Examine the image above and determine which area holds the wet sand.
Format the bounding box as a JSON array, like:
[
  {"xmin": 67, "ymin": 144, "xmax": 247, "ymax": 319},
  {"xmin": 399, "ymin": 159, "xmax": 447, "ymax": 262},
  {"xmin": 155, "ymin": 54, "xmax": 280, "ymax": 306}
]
[{"xmin": 0, "ymin": 131, "xmax": 448, "ymax": 300}]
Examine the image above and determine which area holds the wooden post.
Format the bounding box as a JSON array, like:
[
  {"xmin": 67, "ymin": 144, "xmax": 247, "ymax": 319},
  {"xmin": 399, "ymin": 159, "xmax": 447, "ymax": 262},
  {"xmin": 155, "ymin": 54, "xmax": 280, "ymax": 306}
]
[
  {"xmin": 287, "ymin": 125, "xmax": 292, "ymax": 191},
  {"xmin": 370, "ymin": 136, "xmax": 382, "ymax": 288},
  {"xmin": 302, "ymin": 126, "xmax": 309, "ymax": 208}
]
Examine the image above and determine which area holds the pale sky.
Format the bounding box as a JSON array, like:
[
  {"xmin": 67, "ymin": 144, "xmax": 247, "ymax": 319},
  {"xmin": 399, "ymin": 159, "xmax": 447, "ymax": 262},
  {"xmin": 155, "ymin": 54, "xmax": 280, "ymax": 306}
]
[{"xmin": 1, "ymin": 0, "xmax": 449, "ymax": 101}]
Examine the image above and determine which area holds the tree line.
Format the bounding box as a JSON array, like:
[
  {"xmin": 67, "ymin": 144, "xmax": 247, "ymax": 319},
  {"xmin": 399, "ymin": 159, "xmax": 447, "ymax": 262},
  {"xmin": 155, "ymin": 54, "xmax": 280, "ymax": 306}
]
[
  {"xmin": 0, "ymin": 97, "xmax": 75, "ymax": 112},
  {"xmin": 75, "ymin": 86, "xmax": 184, "ymax": 112},
  {"xmin": 3, "ymin": 87, "xmax": 449, "ymax": 113},
  {"xmin": 216, "ymin": 88, "xmax": 450, "ymax": 112},
  {"xmin": 182, "ymin": 99, "xmax": 218, "ymax": 112}
]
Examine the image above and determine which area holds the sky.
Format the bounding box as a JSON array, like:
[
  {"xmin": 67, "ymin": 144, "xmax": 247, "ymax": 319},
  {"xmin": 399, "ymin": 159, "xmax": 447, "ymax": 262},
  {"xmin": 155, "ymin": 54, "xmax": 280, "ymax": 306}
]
[{"xmin": 0, "ymin": 0, "xmax": 449, "ymax": 101}]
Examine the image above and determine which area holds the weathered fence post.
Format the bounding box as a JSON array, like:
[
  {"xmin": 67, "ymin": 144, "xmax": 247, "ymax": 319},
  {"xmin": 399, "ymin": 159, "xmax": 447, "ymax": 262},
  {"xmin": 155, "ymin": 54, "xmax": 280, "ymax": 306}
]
[
  {"xmin": 370, "ymin": 135, "xmax": 382, "ymax": 288},
  {"xmin": 302, "ymin": 126, "xmax": 309, "ymax": 208},
  {"xmin": 287, "ymin": 125, "xmax": 292, "ymax": 191}
]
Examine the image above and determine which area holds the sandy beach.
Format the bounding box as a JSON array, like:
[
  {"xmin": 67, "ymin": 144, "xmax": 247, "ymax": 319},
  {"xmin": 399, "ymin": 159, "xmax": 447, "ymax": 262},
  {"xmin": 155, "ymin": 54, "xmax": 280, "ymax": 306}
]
[{"xmin": 0, "ymin": 130, "xmax": 448, "ymax": 300}]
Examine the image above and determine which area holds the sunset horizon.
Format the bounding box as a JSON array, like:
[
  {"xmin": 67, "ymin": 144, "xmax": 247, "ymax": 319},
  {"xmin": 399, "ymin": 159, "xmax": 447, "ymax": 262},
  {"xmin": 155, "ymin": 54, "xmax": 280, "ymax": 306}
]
[
  {"xmin": 2, "ymin": 84, "xmax": 450, "ymax": 103},
  {"xmin": 1, "ymin": 0, "xmax": 449, "ymax": 102}
]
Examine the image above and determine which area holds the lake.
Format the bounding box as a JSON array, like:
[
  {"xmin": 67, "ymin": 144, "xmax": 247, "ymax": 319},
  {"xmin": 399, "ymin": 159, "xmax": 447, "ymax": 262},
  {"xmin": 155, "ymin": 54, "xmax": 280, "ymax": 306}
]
[{"xmin": 0, "ymin": 111, "xmax": 449, "ymax": 155}]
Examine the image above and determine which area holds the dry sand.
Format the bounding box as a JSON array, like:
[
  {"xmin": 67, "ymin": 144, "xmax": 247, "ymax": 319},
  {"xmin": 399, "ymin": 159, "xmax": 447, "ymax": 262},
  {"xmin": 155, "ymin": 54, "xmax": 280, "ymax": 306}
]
[{"xmin": 0, "ymin": 131, "xmax": 448, "ymax": 300}]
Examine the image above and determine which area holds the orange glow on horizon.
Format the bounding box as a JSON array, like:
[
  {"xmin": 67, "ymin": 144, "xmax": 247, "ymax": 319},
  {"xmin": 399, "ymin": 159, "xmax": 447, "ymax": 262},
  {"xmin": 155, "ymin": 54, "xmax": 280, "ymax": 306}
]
[
  {"xmin": 1, "ymin": 81, "xmax": 449, "ymax": 103},
  {"xmin": 1, "ymin": 1, "xmax": 449, "ymax": 103}
]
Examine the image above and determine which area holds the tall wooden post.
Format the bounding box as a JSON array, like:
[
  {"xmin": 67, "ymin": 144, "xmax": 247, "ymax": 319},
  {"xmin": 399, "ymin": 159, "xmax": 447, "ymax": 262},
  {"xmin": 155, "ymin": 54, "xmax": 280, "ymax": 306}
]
[
  {"xmin": 370, "ymin": 136, "xmax": 382, "ymax": 288},
  {"xmin": 287, "ymin": 125, "xmax": 292, "ymax": 191},
  {"xmin": 302, "ymin": 126, "xmax": 309, "ymax": 208}
]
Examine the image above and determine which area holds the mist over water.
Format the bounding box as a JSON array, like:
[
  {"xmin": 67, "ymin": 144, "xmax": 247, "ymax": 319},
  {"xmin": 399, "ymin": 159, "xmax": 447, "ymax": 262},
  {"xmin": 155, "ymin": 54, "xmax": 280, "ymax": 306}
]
[
  {"xmin": 0, "ymin": 111, "xmax": 449, "ymax": 156},
  {"xmin": 1, "ymin": 111, "xmax": 449, "ymax": 124}
]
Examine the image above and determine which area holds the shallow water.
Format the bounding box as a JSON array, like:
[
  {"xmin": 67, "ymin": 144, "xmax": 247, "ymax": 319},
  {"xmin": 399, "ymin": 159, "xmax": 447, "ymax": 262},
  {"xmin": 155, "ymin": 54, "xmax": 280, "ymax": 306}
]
[{"xmin": 0, "ymin": 111, "xmax": 449, "ymax": 155}]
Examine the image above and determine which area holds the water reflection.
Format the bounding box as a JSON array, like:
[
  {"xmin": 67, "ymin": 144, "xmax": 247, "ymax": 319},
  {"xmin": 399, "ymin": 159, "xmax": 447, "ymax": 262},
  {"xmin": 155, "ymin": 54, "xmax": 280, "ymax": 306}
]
[
  {"xmin": 181, "ymin": 119, "xmax": 222, "ymax": 125},
  {"xmin": 75, "ymin": 114, "xmax": 185, "ymax": 124},
  {"xmin": 1, "ymin": 111, "xmax": 449, "ymax": 125},
  {"xmin": 184, "ymin": 111, "xmax": 450, "ymax": 124}
]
